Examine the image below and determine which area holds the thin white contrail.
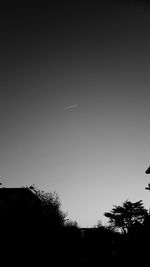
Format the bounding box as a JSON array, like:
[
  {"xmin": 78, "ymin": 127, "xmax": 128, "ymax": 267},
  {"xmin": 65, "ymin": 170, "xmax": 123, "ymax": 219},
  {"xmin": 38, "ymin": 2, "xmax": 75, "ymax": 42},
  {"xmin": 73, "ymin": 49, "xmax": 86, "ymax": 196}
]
[{"xmin": 65, "ymin": 104, "xmax": 79, "ymax": 110}]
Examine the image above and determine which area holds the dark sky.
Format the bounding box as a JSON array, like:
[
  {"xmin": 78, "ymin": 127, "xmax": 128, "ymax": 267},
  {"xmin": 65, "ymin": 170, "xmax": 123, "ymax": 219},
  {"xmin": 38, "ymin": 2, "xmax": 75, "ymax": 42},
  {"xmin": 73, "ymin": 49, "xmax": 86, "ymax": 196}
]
[{"xmin": 1, "ymin": 1, "xmax": 150, "ymax": 226}]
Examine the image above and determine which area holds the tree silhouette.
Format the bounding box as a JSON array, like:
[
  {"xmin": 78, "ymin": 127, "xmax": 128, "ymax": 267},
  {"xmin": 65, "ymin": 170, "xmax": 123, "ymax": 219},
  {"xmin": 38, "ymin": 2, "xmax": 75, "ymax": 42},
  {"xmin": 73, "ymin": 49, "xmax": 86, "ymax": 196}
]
[
  {"xmin": 65, "ymin": 219, "xmax": 79, "ymax": 229},
  {"xmin": 104, "ymin": 200, "xmax": 147, "ymax": 233},
  {"xmin": 29, "ymin": 185, "xmax": 67, "ymax": 228}
]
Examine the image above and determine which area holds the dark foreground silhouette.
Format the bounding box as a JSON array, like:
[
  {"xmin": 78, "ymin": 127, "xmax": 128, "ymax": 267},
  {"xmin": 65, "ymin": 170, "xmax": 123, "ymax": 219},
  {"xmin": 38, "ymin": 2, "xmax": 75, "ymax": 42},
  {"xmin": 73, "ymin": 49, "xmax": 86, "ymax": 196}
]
[{"xmin": 0, "ymin": 186, "xmax": 150, "ymax": 266}]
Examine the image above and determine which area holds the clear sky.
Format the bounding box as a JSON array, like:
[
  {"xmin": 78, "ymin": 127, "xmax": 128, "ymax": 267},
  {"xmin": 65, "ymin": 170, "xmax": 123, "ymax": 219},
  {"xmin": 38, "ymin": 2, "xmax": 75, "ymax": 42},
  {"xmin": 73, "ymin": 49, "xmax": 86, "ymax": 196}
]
[{"xmin": 1, "ymin": 1, "xmax": 150, "ymax": 227}]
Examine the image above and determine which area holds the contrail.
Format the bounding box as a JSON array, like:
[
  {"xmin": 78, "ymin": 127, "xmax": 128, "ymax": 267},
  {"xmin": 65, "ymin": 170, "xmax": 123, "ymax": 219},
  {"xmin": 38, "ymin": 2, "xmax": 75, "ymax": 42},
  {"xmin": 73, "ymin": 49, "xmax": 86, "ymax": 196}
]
[{"xmin": 65, "ymin": 104, "xmax": 79, "ymax": 110}]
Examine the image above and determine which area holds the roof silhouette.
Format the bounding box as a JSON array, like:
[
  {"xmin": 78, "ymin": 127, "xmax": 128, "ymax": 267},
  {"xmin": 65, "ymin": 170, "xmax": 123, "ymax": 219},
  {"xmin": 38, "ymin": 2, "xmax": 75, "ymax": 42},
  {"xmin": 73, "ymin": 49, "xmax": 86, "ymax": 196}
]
[
  {"xmin": 0, "ymin": 187, "xmax": 41, "ymax": 217},
  {"xmin": 145, "ymin": 166, "xmax": 150, "ymax": 174}
]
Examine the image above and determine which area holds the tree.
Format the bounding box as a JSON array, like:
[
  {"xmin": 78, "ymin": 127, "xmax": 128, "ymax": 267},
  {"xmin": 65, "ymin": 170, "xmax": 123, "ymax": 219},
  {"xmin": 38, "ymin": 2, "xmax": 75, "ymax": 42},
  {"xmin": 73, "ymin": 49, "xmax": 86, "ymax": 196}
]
[
  {"xmin": 65, "ymin": 219, "xmax": 79, "ymax": 229},
  {"xmin": 104, "ymin": 200, "xmax": 148, "ymax": 233},
  {"xmin": 29, "ymin": 185, "xmax": 67, "ymax": 228}
]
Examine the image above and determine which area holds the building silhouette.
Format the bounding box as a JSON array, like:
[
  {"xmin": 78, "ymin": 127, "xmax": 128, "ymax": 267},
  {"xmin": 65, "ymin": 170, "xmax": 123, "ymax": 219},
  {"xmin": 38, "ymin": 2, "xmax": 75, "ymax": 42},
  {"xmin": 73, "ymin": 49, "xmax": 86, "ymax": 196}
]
[{"xmin": 0, "ymin": 187, "xmax": 41, "ymax": 218}]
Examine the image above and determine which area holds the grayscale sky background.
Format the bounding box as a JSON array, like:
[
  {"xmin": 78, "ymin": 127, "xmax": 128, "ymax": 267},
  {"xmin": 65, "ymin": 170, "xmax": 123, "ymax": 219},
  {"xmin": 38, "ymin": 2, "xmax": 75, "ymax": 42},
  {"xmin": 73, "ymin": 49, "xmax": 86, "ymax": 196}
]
[{"xmin": 1, "ymin": 1, "xmax": 150, "ymax": 227}]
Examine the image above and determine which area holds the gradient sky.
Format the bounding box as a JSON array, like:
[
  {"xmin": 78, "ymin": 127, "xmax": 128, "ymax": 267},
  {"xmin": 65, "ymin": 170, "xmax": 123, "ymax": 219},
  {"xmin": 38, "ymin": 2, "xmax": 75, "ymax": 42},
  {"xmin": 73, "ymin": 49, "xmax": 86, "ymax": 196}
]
[{"xmin": 1, "ymin": 1, "xmax": 150, "ymax": 227}]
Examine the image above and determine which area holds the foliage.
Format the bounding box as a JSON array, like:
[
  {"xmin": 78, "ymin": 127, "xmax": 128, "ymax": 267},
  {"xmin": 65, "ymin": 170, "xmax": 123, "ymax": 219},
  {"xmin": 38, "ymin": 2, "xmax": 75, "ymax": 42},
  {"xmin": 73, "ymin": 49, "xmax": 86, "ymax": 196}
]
[
  {"xmin": 29, "ymin": 185, "xmax": 67, "ymax": 227},
  {"xmin": 65, "ymin": 219, "xmax": 79, "ymax": 229},
  {"xmin": 104, "ymin": 200, "xmax": 148, "ymax": 233}
]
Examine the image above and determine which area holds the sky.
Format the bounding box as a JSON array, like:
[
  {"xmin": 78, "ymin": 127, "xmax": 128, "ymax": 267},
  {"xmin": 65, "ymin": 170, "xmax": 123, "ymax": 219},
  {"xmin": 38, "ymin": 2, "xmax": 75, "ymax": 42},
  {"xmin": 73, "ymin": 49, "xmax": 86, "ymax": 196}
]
[{"xmin": 1, "ymin": 1, "xmax": 150, "ymax": 227}]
